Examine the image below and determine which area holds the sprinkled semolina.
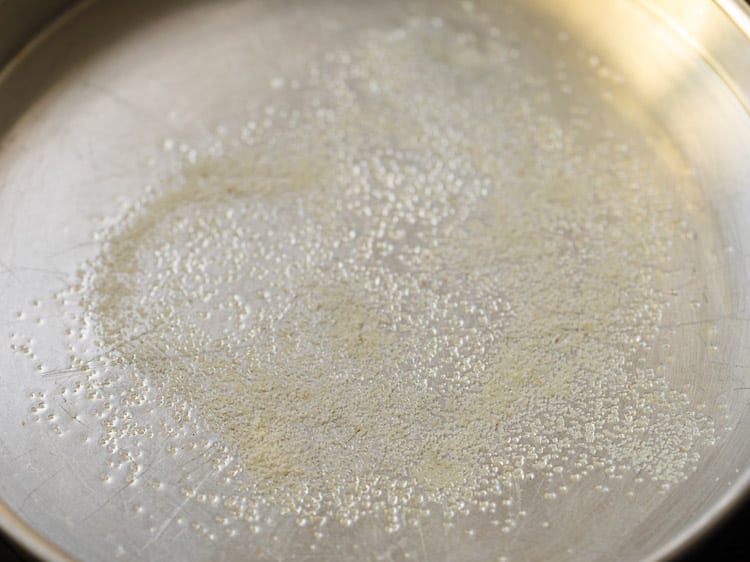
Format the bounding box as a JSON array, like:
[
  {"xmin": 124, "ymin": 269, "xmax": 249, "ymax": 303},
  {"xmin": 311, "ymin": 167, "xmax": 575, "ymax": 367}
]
[{"xmin": 18, "ymin": 0, "xmax": 719, "ymax": 547}]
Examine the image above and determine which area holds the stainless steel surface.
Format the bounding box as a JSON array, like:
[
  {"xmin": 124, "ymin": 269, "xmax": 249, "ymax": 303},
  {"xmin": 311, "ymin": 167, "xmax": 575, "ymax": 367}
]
[
  {"xmin": 0, "ymin": 1, "xmax": 749, "ymax": 560},
  {"xmin": 0, "ymin": 0, "xmax": 75, "ymax": 68}
]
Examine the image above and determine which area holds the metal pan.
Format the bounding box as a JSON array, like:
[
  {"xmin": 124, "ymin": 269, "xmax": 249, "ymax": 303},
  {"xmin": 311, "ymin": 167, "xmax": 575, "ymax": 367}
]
[{"xmin": 1, "ymin": 1, "xmax": 749, "ymax": 560}]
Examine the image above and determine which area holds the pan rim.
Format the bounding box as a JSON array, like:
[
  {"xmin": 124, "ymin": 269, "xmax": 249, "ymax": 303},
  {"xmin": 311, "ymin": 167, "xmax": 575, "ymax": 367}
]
[{"xmin": 0, "ymin": 500, "xmax": 75, "ymax": 562}]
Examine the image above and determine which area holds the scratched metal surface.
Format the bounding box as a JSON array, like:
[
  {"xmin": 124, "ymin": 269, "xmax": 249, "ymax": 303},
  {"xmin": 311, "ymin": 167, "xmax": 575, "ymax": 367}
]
[{"xmin": 0, "ymin": 1, "xmax": 749, "ymax": 561}]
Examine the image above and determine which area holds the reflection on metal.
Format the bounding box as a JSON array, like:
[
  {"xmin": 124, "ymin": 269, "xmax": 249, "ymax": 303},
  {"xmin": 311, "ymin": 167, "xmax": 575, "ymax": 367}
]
[
  {"xmin": 640, "ymin": 0, "xmax": 750, "ymax": 112},
  {"xmin": 717, "ymin": 0, "xmax": 750, "ymax": 38}
]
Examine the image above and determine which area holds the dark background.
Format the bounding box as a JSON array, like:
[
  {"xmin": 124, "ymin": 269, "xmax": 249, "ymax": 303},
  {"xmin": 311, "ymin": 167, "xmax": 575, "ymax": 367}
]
[{"xmin": 1, "ymin": 499, "xmax": 748, "ymax": 561}]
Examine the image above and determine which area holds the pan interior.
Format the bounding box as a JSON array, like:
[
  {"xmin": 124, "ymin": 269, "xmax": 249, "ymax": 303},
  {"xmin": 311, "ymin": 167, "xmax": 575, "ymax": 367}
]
[{"xmin": 0, "ymin": 1, "xmax": 749, "ymax": 561}]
